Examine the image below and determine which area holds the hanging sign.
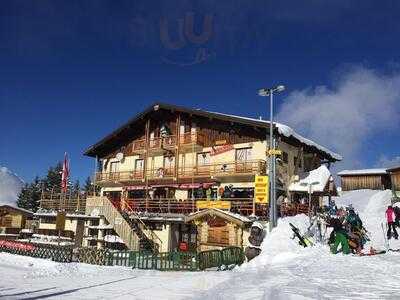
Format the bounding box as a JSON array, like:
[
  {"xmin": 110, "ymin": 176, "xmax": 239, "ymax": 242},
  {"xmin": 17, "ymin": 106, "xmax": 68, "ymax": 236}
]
[
  {"xmin": 267, "ymin": 149, "xmax": 282, "ymax": 156},
  {"xmin": 254, "ymin": 175, "xmax": 269, "ymax": 204}
]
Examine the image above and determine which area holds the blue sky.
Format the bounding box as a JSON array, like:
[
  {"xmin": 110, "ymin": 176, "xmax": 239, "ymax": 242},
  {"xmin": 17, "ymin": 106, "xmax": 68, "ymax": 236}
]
[{"xmin": 1, "ymin": 1, "xmax": 400, "ymax": 184}]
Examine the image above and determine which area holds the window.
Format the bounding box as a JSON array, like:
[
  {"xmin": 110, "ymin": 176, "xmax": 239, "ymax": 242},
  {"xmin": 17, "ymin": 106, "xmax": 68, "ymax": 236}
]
[
  {"xmin": 197, "ymin": 152, "xmax": 211, "ymax": 166},
  {"xmin": 294, "ymin": 157, "xmax": 302, "ymax": 168},
  {"xmin": 110, "ymin": 161, "xmax": 120, "ymax": 173},
  {"xmin": 282, "ymin": 152, "xmax": 288, "ymax": 163},
  {"xmin": 135, "ymin": 159, "xmax": 144, "ymax": 172},
  {"xmin": 163, "ymin": 155, "xmax": 175, "ymax": 175},
  {"xmin": 208, "ymin": 226, "xmax": 229, "ymax": 245},
  {"xmin": 0, "ymin": 216, "xmax": 12, "ymax": 227},
  {"xmin": 236, "ymin": 147, "xmax": 252, "ymax": 161}
]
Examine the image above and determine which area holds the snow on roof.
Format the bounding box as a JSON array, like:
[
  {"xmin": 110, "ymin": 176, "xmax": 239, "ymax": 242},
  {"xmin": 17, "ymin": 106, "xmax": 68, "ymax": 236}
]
[
  {"xmin": 0, "ymin": 204, "xmax": 33, "ymax": 215},
  {"xmin": 206, "ymin": 111, "xmax": 342, "ymax": 161},
  {"xmin": 288, "ymin": 165, "xmax": 332, "ymax": 193},
  {"xmin": 337, "ymin": 169, "xmax": 388, "ymax": 176}
]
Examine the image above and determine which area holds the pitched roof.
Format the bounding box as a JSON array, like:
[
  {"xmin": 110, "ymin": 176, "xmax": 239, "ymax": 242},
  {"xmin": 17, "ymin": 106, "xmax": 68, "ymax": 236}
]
[
  {"xmin": 387, "ymin": 166, "xmax": 400, "ymax": 173},
  {"xmin": 185, "ymin": 208, "xmax": 252, "ymax": 226},
  {"xmin": 84, "ymin": 102, "xmax": 342, "ymax": 161},
  {"xmin": 0, "ymin": 205, "xmax": 33, "ymax": 216}
]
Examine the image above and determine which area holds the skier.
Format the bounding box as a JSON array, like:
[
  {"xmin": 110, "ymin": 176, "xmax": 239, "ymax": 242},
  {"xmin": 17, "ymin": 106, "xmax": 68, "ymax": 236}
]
[
  {"xmin": 394, "ymin": 206, "xmax": 400, "ymax": 228},
  {"xmin": 328, "ymin": 218, "xmax": 350, "ymax": 255},
  {"xmin": 386, "ymin": 205, "xmax": 398, "ymax": 240}
]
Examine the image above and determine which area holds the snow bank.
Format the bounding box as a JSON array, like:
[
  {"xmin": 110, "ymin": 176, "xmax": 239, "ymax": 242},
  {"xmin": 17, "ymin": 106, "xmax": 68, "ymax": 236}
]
[{"xmin": 0, "ymin": 166, "xmax": 24, "ymax": 205}]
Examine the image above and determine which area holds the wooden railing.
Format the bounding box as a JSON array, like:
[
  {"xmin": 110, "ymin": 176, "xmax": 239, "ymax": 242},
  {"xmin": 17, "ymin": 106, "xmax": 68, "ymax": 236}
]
[
  {"xmin": 119, "ymin": 198, "xmax": 268, "ymax": 218},
  {"xmin": 132, "ymin": 132, "xmax": 205, "ymax": 152},
  {"xmin": 39, "ymin": 196, "xmax": 87, "ymax": 214},
  {"xmin": 96, "ymin": 160, "xmax": 266, "ymax": 184}
]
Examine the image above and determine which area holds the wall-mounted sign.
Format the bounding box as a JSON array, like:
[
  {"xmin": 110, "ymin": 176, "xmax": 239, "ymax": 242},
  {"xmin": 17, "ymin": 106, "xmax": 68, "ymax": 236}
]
[
  {"xmin": 254, "ymin": 175, "xmax": 269, "ymax": 204},
  {"xmin": 196, "ymin": 201, "xmax": 231, "ymax": 210},
  {"xmin": 207, "ymin": 217, "xmax": 227, "ymax": 227},
  {"xmin": 215, "ymin": 139, "xmax": 227, "ymax": 146},
  {"xmin": 210, "ymin": 144, "xmax": 234, "ymax": 156},
  {"xmin": 56, "ymin": 212, "xmax": 66, "ymax": 231}
]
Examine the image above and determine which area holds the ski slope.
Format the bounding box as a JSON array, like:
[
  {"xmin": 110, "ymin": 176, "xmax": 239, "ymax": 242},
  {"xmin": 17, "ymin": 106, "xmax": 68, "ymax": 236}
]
[{"xmin": 1, "ymin": 190, "xmax": 400, "ymax": 299}]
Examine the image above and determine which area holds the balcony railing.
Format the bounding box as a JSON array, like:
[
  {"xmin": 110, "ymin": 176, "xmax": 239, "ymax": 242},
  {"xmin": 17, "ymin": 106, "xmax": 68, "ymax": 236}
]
[
  {"xmin": 96, "ymin": 160, "xmax": 266, "ymax": 184},
  {"xmin": 132, "ymin": 132, "xmax": 205, "ymax": 152},
  {"xmin": 113, "ymin": 198, "xmax": 268, "ymax": 218}
]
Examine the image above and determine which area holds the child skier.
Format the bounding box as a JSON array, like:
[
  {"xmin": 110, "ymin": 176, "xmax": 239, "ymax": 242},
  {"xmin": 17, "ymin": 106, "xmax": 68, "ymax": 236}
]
[
  {"xmin": 328, "ymin": 218, "xmax": 350, "ymax": 255},
  {"xmin": 386, "ymin": 205, "xmax": 398, "ymax": 240}
]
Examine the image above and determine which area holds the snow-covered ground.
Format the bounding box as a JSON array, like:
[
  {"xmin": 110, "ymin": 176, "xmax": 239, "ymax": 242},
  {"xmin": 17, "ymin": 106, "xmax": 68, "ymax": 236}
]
[{"xmin": 1, "ymin": 189, "xmax": 400, "ymax": 299}]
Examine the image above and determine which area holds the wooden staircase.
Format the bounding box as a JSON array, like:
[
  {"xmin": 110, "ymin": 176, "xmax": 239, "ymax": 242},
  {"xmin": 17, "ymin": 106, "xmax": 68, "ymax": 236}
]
[{"xmin": 86, "ymin": 197, "xmax": 162, "ymax": 252}]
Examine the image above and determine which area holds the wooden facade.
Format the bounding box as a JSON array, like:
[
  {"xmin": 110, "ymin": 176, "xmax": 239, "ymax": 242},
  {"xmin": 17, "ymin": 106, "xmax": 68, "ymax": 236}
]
[
  {"xmin": 0, "ymin": 205, "xmax": 33, "ymax": 233},
  {"xmin": 388, "ymin": 167, "xmax": 400, "ymax": 193},
  {"xmin": 339, "ymin": 173, "xmax": 391, "ymax": 191}
]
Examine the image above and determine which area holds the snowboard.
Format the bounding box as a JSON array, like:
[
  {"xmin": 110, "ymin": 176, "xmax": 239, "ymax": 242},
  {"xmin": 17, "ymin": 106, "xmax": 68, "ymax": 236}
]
[
  {"xmin": 289, "ymin": 223, "xmax": 311, "ymax": 247},
  {"xmin": 356, "ymin": 250, "xmax": 386, "ymax": 256}
]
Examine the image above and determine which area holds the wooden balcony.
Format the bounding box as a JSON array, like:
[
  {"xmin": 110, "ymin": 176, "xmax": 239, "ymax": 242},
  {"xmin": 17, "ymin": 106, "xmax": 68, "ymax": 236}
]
[
  {"xmin": 131, "ymin": 132, "xmax": 205, "ymax": 154},
  {"xmin": 96, "ymin": 160, "xmax": 266, "ymax": 186},
  {"xmin": 96, "ymin": 170, "xmax": 144, "ymax": 185},
  {"xmin": 179, "ymin": 160, "xmax": 266, "ymax": 179},
  {"xmin": 115, "ymin": 198, "xmax": 268, "ymax": 218},
  {"xmin": 39, "ymin": 193, "xmax": 87, "ymax": 214}
]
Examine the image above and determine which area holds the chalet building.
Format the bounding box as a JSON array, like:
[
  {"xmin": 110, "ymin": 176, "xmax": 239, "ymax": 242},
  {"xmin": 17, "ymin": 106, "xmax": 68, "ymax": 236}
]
[
  {"xmin": 387, "ymin": 166, "xmax": 400, "ymax": 198},
  {"xmin": 338, "ymin": 169, "xmax": 391, "ymax": 191},
  {"xmin": 82, "ymin": 103, "xmax": 341, "ymax": 252},
  {"xmin": 0, "ymin": 205, "xmax": 33, "ymax": 239}
]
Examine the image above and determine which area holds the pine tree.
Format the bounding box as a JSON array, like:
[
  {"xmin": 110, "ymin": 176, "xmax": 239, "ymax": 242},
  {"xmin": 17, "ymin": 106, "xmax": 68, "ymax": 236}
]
[
  {"xmin": 17, "ymin": 183, "xmax": 31, "ymax": 210},
  {"xmin": 43, "ymin": 162, "xmax": 63, "ymax": 194},
  {"xmin": 16, "ymin": 176, "xmax": 41, "ymax": 212},
  {"xmin": 73, "ymin": 180, "xmax": 80, "ymax": 197},
  {"xmin": 83, "ymin": 176, "xmax": 92, "ymax": 193}
]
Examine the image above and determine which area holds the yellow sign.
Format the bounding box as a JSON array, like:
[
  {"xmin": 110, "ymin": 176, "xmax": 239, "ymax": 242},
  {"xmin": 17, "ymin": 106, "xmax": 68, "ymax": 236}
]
[
  {"xmin": 215, "ymin": 139, "xmax": 227, "ymax": 146},
  {"xmin": 56, "ymin": 211, "xmax": 66, "ymax": 231},
  {"xmin": 267, "ymin": 149, "xmax": 282, "ymax": 156},
  {"xmin": 196, "ymin": 201, "xmax": 231, "ymax": 210},
  {"xmin": 254, "ymin": 175, "xmax": 269, "ymax": 204}
]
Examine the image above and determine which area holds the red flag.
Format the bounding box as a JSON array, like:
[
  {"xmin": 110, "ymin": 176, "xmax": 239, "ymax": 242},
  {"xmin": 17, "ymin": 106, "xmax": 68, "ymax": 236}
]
[{"xmin": 61, "ymin": 152, "xmax": 70, "ymax": 193}]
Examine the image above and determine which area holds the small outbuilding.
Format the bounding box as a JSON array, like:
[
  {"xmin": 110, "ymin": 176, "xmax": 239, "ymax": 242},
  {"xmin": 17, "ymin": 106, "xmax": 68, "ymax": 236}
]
[
  {"xmin": 338, "ymin": 169, "xmax": 391, "ymax": 191},
  {"xmin": 387, "ymin": 166, "xmax": 400, "ymax": 198},
  {"xmin": 185, "ymin": 208, "xmax": 253, "ymax": 252},
  {"xmin": 0, "ymin": 205, "xmax": 33, "ymax": 237}
]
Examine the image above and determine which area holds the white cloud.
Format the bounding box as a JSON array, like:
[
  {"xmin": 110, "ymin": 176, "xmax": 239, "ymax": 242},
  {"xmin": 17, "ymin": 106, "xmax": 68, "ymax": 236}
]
[
  {"xmin": 0, "ymin": 166, "xmax": 24, "ymax": 206},
  {"xmin": 276, "ymin": 66, "xmax": 400, "ymax": 169},
  {"xmin": 375, "ymin": 155, "xmax": 400, "ymax": 168}
]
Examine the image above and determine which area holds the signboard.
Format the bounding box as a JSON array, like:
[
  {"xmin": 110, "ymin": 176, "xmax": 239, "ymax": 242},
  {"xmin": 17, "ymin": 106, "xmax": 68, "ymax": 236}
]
[
  {"xmin": 196, "ymin": 201, "xmax": 231, "ymax": 210},
  {"xmin": 254, "ymin": 175, "xmax": 269, "ymax": 204},
  {"xmin": 210, "ymin": 144, "xmax": 234, "ymax": 156},
  {"xmin": 56, "ymin": 212, "xmax": 66, "ymax": 231},
  {"xmin": 267, "ymin": 149, "xmax": 282, "ymax": 156},
  {"xmin": 215, "ymin": 139, "xmax": 227, "ymax": 146},
  {"xmin": 0, "ymin": 240, "xmax": 36, "ymax": 251}
]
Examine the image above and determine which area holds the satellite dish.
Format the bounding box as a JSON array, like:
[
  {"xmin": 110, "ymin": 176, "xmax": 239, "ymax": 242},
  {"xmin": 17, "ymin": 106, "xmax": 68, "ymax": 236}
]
[{"xmin": 116, "ymin": 152, "xmax": 124, "ymax": 161}]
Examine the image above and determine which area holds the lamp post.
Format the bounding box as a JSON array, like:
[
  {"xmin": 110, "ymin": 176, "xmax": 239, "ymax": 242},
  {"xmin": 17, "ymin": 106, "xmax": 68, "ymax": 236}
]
[
  {"xmin": 258, "ymin": 85, "xmax": 285, "ymax": 231},
  {"xmin": 300, "ymin": 181, "xmax": 320, "ymax": 223}
]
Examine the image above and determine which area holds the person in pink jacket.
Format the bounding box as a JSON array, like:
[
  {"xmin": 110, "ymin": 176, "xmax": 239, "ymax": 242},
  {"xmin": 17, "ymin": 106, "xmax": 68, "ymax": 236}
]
[{"xmin": 386, "ymin": 205, "xmax": 398, "ymax": 240}]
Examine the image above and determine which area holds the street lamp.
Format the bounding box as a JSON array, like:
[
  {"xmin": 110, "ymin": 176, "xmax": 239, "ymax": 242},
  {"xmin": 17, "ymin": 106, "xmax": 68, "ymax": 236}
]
[
  {"xmin": 300, "ymin": 181, "xmax": 320, "ymax": 223},
  {"xmin": 258, "ymin": 85, "xmax": 285, "ymax": 232}
]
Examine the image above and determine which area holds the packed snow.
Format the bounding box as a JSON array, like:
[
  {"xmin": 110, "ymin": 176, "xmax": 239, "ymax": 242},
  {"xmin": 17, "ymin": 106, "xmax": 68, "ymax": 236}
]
[
  {"xmin": 1, "ymin": 189, "xmax": 400, "ymax": 299},
  {"xmin": 0, "ymin": 166, "xmax": 23, "ymax": 205}
]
